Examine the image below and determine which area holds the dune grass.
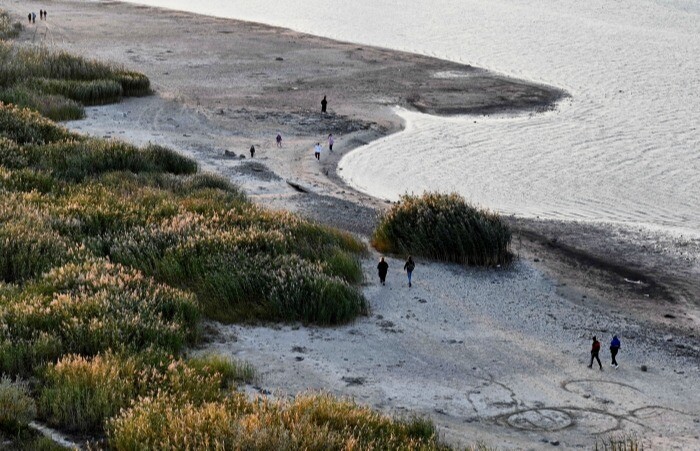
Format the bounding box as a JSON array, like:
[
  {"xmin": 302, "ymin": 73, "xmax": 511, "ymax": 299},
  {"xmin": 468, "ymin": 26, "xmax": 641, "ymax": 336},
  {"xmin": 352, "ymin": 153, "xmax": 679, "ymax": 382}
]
[{"xmin": 373, "ymin": 192, "xmax": 512, "ymax": 266}]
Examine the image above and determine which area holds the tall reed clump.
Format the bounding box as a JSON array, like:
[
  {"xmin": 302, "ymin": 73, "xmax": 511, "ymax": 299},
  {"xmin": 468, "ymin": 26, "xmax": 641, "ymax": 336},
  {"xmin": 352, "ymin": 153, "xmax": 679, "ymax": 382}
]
[
  {"xmin": 38, "ymin": 351, "xmax": 252, "ymax": 432},
  {"xmin": 0, "ymin": 259, "xmax": 199, "ymax": 376},
  {"xmin": 107, "ymin": 392, "xmax": 449, "ymax": 451},
  {"xmin": 0, "ymin": 10, "xmax": 22, "ymax": 40},
  {"xmin": 0, "ymin": 22, "xmax": 151, "ymax": 120},
  {"xmin": 0, "ymin": 375, "xmax": 36, "ymax": 434},
  {"xmin": 373, "ymin": 192, "xmax": 512, "ymax": 266}
]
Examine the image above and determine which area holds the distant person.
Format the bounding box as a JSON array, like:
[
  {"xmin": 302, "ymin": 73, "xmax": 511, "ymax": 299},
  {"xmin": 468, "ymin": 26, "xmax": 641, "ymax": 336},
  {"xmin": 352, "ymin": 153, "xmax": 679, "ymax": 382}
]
[
  {"xmin": 249, "ymin": 145, "xmax": 255, "ymax": 158},
  {"xmin": 32, "ymin": 12, "xmax": 36, "ymax": 23},
  {"xmin": 610, "ymin": 335, "xmax": 621, "ymax": 368},
  {"xmin": 276, "ymin": 133, "xmax": 282, "ymax": 148},
  {"xmin": 321, "ymin": 95, "xmax": 327, "ymax": 113},
  {"xmin": 28, "ymin": 13, "xmax": 32, "ymax": 23},
  {"xmin": 39, "ymin": 10, "xmax": 43, "ymax": 20},
  {"xmin": 403, "ymin": 256, "xmax": 415, "ymax": 287},
  {"xmin": 44, "ymin": 10, "xmax": 47, "ymax": 20},
  {"xmin": 314, "ymin": 143, "xmax": 322, "ymax": 160},
  {"xmin": 377, "ymin": 257, "xmax": 389, "ymax": 285},
  {"xmin": 588, "ymin": 336, "xmax": 603, "ymax": 370},
  {"xmin": 328, "ymin": 133, "xmax": 334, "ymax": 152}
]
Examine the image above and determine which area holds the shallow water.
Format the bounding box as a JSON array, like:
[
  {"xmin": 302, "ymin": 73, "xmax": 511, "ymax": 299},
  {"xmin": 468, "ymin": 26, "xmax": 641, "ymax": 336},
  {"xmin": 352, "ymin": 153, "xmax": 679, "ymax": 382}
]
[{"xmin": 122, "ymin": 0, "xmax": 700, "ymax": 235}]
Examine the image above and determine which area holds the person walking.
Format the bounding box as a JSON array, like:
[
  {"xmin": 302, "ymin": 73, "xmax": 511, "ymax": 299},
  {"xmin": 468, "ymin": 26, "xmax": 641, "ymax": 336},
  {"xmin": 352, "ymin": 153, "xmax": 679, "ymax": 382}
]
[
  {"xmin": 403, "ymin": 256, "xmax": 415, "ymax": 287},
  {"xmin": 377, "ymin": 257, "xmax": 389, "ymax": 286},
  {"xmin": 32, "ymin": 12, "xmax": 36, "ymax": 23},
  {"xmin": 588, "ymin": 336, "xmax": 603, "ymax": 370},
  {"xmin": 610, "ymin": 335, "xmax": 621, "ymax": 368},
  {"xmin": 314, "ymin": 143, "xmax": 322, "ymax": 160},
  {"xmin": 249, "ymin": 145, "xmax": 255, "ymax": 158},
  {"xmin": 276, "ymin": 133, "xmax": 282, "ymax": 148},
  {"xmin": 321, "ymin": 95, "xmax": 328, "ymax": 113},
  {"xmin": 328, "ymin": 133, "xmax": 334, "ymax": 152}
]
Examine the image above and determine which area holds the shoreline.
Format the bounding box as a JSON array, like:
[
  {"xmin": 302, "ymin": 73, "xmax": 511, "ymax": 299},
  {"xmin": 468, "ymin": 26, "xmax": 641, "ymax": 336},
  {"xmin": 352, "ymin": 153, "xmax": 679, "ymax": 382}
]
[{"xmin": 4, "ymin": 0, "xmax": 699, "ymax": 447}]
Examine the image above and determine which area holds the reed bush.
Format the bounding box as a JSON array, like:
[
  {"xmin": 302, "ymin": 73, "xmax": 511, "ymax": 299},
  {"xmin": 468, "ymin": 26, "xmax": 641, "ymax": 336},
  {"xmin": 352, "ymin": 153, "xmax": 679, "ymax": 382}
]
[
  {"xmin": 143, "ymin": 144, "xmax": 198, "ymax": 175},
  {"xmin": 373, "ymin": 192, "xmax": 512, "ymax": 266},
  {"xmin": 0, "ymin": 102, "xmax": 78, "ymax": 144},
  {"xmin": 187, "ymin": 353, "xmax": 257, "ymax": 386},
  {"xmin": 0, "ymin": 202, "xmax": 76, "ymax": 282},
  {"xmin": 107, "ymin": 392, "xmax": 448, "ymax": 450},
  {"xmin": 0, "ymin": 85, "xmax": 84, "ymax": 121},
  {"xmin": 0, "ymin": 167, "xmax": 57, "ymax": 193},
  {"xmin": 115, "ymin": 70, "xmax": 151, "ymax": 97},
  {"xmin": 0, "ymin": 11, "xmax": 22, "ymax": 40},
  {"xmin": 0, "ymin": 375, "xmax": 36, "ymax": 433},
  {"xmin": 39, "ymin": 351, "xmax": 249, "ymax": 432},
  {"xmin": 0, "ymin": 259, "xmax": 198, "ymax": 376},
  {"xmin": 29, "ymin": 78, "xmax": 123, "ymax": 106},
  {"xmin": 26, "ymin": 138, "xmax": 197, "ymax": 181}
]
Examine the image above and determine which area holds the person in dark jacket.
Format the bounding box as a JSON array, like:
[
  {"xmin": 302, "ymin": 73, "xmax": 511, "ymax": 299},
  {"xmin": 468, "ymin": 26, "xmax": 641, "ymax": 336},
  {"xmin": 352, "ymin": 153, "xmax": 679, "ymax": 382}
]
[
  {"xmin": 377, "ymin": 257, "xmax": 389, "ymax": 285},
  {"xmin": 403, "ymin": 256, "xmax": 415, "ymax": 287},
  {"xmin": 321, "ymin": 95, "xmax": 327, "ymax": 113},
  {"xmin": 588, "ymin": 336, "xmax": 603, "ymax": 370},
  {"xmin": 610, "ymin": 335, "xmax": 621, "ymax": 368},
  {"xmin": 249, "ymin": 145, "xmax": 255, "ymax": 158}
]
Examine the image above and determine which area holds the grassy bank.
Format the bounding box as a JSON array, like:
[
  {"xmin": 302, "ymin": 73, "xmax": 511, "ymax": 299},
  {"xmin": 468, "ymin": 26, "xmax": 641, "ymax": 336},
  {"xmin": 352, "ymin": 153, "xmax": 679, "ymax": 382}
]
[
  {"xmin": 0, "ymin": 10, "xmax": 455, "ymax": 448},
  {"xmin": 0, "ymin": 30, "xmax": 440, "ymax": 451},
  {"xmin": 373, "ymin": 193, "xmax": 512, "ymax": 266},
  {"xmin": 0, "ymin": 40, "xmax": 149, "ymax": 121}
]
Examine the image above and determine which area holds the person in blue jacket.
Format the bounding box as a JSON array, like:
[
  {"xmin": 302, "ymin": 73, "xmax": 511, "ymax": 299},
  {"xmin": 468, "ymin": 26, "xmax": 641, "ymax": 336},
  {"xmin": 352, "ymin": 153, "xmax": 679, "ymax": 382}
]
[{"xmin": 610, "ymin": 335, "xmax": 621, "ymax": 368}]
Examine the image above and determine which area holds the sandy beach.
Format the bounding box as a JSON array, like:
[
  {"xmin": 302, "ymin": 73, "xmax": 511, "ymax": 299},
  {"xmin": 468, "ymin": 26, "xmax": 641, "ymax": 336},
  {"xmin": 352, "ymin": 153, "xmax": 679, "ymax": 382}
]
[{"xmin": 5, "ymin": 0, "xmax": 700, "ymax": 448}]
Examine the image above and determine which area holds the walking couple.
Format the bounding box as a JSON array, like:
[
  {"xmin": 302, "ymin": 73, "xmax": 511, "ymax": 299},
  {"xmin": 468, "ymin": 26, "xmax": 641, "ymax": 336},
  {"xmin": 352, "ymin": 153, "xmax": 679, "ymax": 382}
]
[
  {"xmin": 377, "ymin": 256, "xmax": 415, "ymax": 287},
  {"xmin": 588, "ymin": 335, "xmax": 621, "ymax": 370}
]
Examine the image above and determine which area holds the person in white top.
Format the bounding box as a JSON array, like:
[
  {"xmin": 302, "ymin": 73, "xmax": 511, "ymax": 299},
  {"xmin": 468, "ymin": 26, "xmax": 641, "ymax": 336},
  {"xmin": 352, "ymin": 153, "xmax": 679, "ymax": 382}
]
[{"xmin": 314, "ymin": 143, "xmax": 322, "ymax": 160}]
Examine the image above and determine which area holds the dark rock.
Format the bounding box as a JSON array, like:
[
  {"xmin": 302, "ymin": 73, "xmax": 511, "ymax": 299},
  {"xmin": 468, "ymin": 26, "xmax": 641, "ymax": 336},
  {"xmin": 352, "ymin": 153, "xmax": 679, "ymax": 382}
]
[
  {"xmin": 224, "ymin": 150, "xmax": 236, "ymax": 157},
  {"xmin": 550, "ymin": 440, "xmax": 560, "ymax": 446},
  {"xmin": 341, "ymin": 376, "xmax": 366, "ymax": 386},
  {"xmin": 275, "ymin": 57, "xmax": 284, "ymax": 61},
  {"xmin": 664, "ymin": 314, "xmax": 676, "ymax": 319},
  {"xmin": 295, "ymin": 356, "xmax": 304, "ymax": 361},
  {"xmin": 641, "ymin": 365, "xmax": 648, "ymax": 372}
]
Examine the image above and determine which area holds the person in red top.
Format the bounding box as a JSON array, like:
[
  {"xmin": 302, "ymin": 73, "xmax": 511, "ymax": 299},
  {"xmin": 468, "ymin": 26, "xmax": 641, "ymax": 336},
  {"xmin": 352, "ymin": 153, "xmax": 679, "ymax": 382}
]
[{"xmin": 588, "ymin": 336, "xmax": 603, "ymax": 370}]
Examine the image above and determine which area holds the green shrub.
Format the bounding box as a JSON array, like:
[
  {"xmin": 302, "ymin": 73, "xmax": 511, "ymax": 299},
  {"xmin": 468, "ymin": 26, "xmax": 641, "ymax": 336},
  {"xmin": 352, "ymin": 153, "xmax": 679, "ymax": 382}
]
[
  {"xmin": 0, "ymin": 259, "xmax": 199, "ymax": 377},
  {"xmin": 0, "ymin": 86, "xmax": 85, "ymax": 121},
  {"xmin": 29, "ymin": 78, "xmax": 123, "ymax": 106},
  {"xmin": 27, "ymin": 139, "xmax": 197, "ymax": 181},
  {"xmin": 39, "ymin": 351, "xmax": 232, "ymax": 432},
  {"xmin": 187, "ymin": 353, "xmax": 257, "ymax": 386},
  {"xmin": 0, "ymin": 375, "xmax": 36, "ymax": 433},
  {"xmin": 0, "ymin": 135, "xmax": 29, "ymax": 167},
  {"xmin": 0, "ymin": 167, "xmax": 57, "ymax": 193},
  {"xmin": 115, "ymin": 70, "xmax": 151, "ymax": 97},
  {"xmin": 143, "ymin": 144, "xmax": 198, "ymax": 175},
  {"xmin": 373, "ymin": 192, "xmax": 512, "ymax": 266},
  {"xmin": 0, "ymin": 102, "xmax": 77, "ymax": 144},
  {"xmin": 0, "ymin": 204, "xmax": 76, "ymax": 283},
  {"xmin": 0, "ymin": 11, "xmax": 22, "ymax": 40}
]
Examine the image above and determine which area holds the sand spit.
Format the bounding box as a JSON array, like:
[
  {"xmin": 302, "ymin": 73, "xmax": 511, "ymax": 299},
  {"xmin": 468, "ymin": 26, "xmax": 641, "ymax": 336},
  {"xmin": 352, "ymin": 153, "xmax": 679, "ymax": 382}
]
[{"xmin": 4, "ymin": 0, "xmax": 699, "ymax": 448}]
